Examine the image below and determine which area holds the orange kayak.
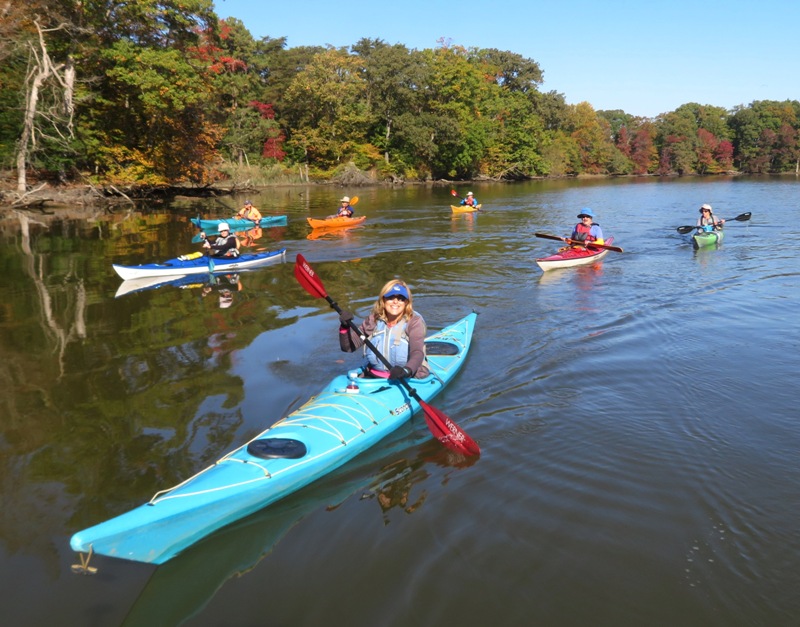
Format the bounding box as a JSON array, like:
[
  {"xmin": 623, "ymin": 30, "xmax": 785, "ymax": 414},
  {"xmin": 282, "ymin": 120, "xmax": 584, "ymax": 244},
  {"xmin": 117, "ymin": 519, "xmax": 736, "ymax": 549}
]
[
  {"xmin": 451, "ymin": 204, "xmax": 482, "ymax": 213},
  {"xmin": 306, "ymin": 216, "xmax": 367, "ymax": 229}
]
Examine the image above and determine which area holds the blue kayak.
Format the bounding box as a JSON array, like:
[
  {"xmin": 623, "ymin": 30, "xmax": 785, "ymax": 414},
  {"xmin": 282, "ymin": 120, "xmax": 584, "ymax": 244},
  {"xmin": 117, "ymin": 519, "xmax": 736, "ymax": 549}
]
[
  {"xmin": 112, "ymin": 249, "xmax": 286, "ymax": 280},
  {"xmin": 70, "ymin": 313, "xmax": 477, "ymax": 564},
  {"xmin": 191, "ymin": 216, "xmax": 287, "ymax": 231}
]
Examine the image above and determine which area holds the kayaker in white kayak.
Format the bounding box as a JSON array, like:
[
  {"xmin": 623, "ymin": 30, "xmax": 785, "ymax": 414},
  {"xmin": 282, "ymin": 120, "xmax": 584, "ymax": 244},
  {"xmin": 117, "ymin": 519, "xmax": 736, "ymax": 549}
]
[
  {"xmin": 202, "ymin": 223, "xmax": 240, "ymax": 257},
  {"xmin": 696, "ymin": 204, "xmax": 725, "ymax": 232},
  {"xmin": 337, "ymin": 280, "xmax": 430, "ymax": 380},
  {"xmin": 571, "ymin": 208, "xmax": 604, "ymax": 245}
]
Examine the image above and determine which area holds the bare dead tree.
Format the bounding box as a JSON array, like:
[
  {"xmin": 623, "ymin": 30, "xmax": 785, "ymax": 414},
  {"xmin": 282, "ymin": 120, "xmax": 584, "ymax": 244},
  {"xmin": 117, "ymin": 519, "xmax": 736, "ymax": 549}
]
[{"xmin": 16, "ymin": 19, "xmax": 75, "ymax": 193}]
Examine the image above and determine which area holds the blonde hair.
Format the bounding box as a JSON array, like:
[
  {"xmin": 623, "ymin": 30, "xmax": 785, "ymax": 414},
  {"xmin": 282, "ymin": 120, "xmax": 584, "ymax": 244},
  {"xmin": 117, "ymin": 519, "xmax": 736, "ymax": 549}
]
[{"xmin": 372, "ymin": 279, "xmax": 414, "ymax": 322}]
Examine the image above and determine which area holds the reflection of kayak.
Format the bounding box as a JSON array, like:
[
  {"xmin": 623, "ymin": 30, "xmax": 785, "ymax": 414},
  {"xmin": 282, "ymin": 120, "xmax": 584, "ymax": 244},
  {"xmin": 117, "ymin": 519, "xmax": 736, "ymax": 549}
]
[
  {"xmin": 112, "ymin": 249, "xmax": 287, "ymax": 280},
  {"xmin": 114, "ymin": 272, "xmax": 243, "ymax": 298},
  {"xmin": 115, "ymin": 274, "xmax": 201, "ymax": 298},
  {"xmin": 70, "ymin": 313, "xmax": 477, "ymax": 565},
  {"xmin": 535, "ymin": 237, "xmax": 614, "ymax": 271},
  {"xmin": 306, "ymin": 215, "xmax": 366, "ymax": 229},
  {"xmin": 451, "ymin": 204, "xmax": 482, "ymax": 213},
  {"xmin": 692, "ymin": 230, "xmax": 723, "ymax": 249},
  {"xmin": 306, "ymin": 225, "xmax": 361, "ymax": 241},
  {"xmin": 190, "ymin": 216, "xmax": 287, "ymax": 230}
]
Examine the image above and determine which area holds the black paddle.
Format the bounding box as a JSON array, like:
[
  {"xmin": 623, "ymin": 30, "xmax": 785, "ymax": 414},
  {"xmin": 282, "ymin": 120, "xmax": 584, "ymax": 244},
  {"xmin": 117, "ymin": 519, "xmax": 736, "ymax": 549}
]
[
  {"xmin": 676, "ymin": 212, "xmax": 752, "ymax": 235},
  {"xmin": 294, "ymin": 254, "xmax": 480, "ymax": 456},
  {"xmin": 534, "ymin": 232, "xmax": 624, "ymax": 253}
]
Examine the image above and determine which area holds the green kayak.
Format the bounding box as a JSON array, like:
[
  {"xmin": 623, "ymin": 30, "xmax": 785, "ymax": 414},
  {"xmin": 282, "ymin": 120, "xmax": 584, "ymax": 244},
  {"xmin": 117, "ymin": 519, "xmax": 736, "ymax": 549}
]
[{"xmin": 692, "ymin": 229, "xmax": 723, "ymax": 249}]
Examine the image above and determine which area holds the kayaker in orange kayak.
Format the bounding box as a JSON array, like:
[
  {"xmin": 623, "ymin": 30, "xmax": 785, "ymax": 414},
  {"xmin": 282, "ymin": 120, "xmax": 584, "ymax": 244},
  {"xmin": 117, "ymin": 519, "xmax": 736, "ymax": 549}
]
[
  {"xmin": 337, "ymin": 196, "xmax": 354, "ymax": 217},
  {"xmin": 571, "ymin": 208, "xmax": 604, "ymax": 245}
]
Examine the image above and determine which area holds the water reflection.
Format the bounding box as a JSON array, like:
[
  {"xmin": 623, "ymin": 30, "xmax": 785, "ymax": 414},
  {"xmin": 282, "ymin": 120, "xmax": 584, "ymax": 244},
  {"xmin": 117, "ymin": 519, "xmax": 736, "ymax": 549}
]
[
  {"xmin": 450, "ymin": 211, "xmax": 477, "ymax": 233},
  {"xmin": 305, "ymin": 224, "xmax": 364, "ymax": 241},
  {"xmin": 201, "ymin": 273, "xmax": 243, "ymax": 309},
  {"xmin": 360, "ymin": 439, "xmax": 479, "ymax": 524}
]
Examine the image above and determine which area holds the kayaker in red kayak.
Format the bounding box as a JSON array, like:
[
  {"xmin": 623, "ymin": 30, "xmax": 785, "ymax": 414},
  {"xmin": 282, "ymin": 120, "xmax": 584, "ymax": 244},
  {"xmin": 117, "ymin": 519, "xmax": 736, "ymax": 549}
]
[
  {"xmin": 696, "ymin": 204, "xmax": 725, "ymax": 232},
  {"xmin": 571, "ymin": 208, "xmax": 604, "ymax": 245},
  {"xmin": 337, "ymin": 280, "xmax": 430, "ymax": 380}
]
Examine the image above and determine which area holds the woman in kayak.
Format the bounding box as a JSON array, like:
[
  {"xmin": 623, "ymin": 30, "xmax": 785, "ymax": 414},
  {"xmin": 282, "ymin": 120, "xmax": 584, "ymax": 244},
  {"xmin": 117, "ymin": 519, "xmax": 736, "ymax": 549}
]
[
  {"xmin": 696, "ymin": 204, "xmax": 725, "ymax": 232},
  {"xmin": 202, "ymin": 223, "xmax": 240, "ymax": 257},
  {"xmin": 571, "ymin": 208, "xmax": 604, "ymax": 245},
  {"xmin": 235, "ymin": 200, "xmax": 262, "ymax": 223},
  {"xmin": 338, "ymin": 280, "xmax": 429, "ymax": 379}
]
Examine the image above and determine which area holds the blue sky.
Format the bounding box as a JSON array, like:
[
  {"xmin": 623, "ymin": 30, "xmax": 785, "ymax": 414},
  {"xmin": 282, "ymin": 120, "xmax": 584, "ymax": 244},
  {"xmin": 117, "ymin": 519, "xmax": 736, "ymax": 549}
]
[{"xmin": 213, "ymin": 0, "xmax": 799, "ymax": 119}]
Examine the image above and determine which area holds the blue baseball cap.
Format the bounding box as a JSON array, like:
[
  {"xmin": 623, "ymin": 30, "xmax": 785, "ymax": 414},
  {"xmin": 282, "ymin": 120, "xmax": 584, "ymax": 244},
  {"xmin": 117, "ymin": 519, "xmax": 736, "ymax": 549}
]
[
  {"xmin": 383, "ymin": 283, "xmax": 409, "ymax": 300},
  {"xmin": 577, "ymin": 208, "xmax": 595, "ymax": 218}
]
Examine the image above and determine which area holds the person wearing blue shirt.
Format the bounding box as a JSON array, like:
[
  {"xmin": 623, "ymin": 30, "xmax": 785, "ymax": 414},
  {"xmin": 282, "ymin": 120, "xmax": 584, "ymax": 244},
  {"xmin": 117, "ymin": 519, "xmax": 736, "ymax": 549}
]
[{"xmin": 460, "ymin": 191, "xmax": 479, "ymax": 207}]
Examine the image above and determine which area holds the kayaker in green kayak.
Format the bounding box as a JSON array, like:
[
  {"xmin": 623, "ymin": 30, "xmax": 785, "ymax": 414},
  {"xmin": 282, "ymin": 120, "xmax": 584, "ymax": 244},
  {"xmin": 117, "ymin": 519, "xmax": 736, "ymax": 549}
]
[
  {"xmin": 697, "ymin": 204, "xmax": 725, "ymax": 232},
  {"xmin": 338, "ymin": 280, "xmax": 430, "ymax": 380},
  {"xmin": 571, "ymin": 208, "xmax": 605, "ymax": 245}
]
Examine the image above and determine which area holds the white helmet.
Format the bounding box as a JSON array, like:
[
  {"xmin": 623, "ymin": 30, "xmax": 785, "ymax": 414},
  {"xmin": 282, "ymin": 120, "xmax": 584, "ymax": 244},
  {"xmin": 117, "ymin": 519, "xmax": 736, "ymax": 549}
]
[{"xmin": 218, "ymin": 222, "xmax": 230, "ymax": 231}]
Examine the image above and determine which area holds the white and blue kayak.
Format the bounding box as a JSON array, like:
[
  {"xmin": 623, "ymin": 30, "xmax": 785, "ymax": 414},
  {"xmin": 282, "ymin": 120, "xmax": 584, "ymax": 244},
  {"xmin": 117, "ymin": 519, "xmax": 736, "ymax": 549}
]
[
  {"xmin": 70, "ymin": 313, "xmax": 477, "ymax": 565},
  {"xmin": 191, "ymin": 216, "xmax": 287, "ymax": 231},
  {"xmin": 112, "ymin": 248, "xmax": 286, "ymax": 280}
]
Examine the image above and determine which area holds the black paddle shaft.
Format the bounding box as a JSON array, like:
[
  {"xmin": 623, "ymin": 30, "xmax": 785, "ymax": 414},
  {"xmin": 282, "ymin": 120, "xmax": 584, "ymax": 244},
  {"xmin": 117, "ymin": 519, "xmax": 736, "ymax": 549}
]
[{"xmin": 325, "ymin": 295, "xmax": 422, "ymax": 400}]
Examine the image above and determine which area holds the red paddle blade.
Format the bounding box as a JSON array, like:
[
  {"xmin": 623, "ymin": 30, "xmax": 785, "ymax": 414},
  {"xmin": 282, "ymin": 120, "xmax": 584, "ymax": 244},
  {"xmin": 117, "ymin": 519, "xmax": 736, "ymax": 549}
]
[
  {"xmin": 420, "ymin": 401, "xmax": 480, "ymax": 456},
  {"xmin": 450, "ymin": 189, "xmax": 458, "ymax": 196},
  {"xmin": 294, "ymin": 254, "xmax": 328, "ymax": 299}
]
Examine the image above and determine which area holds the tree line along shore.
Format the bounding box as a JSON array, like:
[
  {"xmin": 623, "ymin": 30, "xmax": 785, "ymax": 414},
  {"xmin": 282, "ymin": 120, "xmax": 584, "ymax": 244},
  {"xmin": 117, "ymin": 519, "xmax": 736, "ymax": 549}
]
[{"xmin": 3, "ymin": 2, "xmax": 799, "ymax": 209}]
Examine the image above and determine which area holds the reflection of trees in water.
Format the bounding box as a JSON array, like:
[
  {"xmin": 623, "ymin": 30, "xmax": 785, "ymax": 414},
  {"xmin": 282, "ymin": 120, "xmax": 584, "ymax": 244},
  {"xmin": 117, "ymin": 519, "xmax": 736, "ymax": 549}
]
[{"xmin": 17, "ymin": 211, "xmax": 87, "ymax": 379}]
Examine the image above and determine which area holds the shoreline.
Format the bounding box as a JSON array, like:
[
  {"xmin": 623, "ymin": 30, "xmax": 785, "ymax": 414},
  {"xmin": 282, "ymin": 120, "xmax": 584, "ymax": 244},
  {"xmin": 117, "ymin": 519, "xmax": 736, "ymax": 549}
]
[{"xmin": 0, "ymin": 171, "xmax": 756, "ymax": 212}]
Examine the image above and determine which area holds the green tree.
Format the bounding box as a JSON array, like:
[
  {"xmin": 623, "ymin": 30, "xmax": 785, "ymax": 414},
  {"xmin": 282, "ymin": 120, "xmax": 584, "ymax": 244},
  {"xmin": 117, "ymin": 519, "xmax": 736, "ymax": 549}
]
[
  {"xmin": 352, "ymin": 39, "xmax": 425, "ymax": 174},
  {"xmin": 282, "ymin": 48, "xmax": 369, "ymax": 170}
]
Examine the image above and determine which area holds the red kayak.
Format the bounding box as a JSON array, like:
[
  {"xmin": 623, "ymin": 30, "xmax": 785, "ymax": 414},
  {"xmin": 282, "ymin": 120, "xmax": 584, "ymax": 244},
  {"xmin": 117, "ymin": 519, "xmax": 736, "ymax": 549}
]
[{"xmin": 535, "ymin": 237, "xmax": 614, "ymax": 271}]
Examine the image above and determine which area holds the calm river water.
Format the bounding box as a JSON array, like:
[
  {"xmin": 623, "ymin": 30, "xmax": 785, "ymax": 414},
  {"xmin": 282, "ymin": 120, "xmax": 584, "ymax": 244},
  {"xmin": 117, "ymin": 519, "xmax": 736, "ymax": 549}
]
[{"xmin": 2, "ymin": 176, "xmax": 799, "ymax": 626}]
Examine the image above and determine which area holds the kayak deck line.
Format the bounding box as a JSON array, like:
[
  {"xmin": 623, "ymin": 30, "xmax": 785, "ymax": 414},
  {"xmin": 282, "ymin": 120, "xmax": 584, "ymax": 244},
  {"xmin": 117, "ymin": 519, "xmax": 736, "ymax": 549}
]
[{"xmin": 148, "ymin": 389, "xmax": 419, "ymax": 506}]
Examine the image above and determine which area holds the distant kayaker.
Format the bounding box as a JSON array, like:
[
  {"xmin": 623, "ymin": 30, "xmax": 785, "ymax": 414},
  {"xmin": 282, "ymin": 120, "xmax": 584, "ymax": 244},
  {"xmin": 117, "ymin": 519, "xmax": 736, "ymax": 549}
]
[
  {"xmin": 202, "ymin": 223, "xmax": 240, "ymax": 257},
  {"xmin": 337, "ymin": 280, "xmax": 430, "ymax": 380},
  {"xmin": 235, "ymin": 200, "xmax": 262, "ymax": 223},
  {"xmin": 571, "ymin": 208, "xmax": 604, "ymax": 245},
  {"xmin": 697, "ymin": 204, "xmax": 725, "ymax": 232},
  {"xmin": 337, "ymin": 196, "xmax": 354, "ymax": 217},
  {"xmin": 460, "ymin": 191, "xmax": 479, "ymax": 207}
]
